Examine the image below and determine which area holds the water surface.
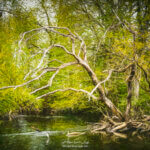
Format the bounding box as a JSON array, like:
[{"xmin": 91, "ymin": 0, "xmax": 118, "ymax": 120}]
[{"xmin": 0, "ymin": 115, "xmax": 149, "ymax": 150}]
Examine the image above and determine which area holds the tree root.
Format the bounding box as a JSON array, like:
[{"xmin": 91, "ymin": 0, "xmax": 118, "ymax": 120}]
[{"xmin": 90, "ymin": 115, "xmax": 150, "ymax": 138}]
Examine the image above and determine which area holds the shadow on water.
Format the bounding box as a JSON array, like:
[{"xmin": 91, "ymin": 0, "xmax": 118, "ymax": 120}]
[{"xmin": 0, "ymin": 115, "xmax": 150, "ymax": 150}]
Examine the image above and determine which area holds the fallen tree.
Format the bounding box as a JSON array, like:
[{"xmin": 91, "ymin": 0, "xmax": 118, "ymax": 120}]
[
  {"xmin": 0, "ymin": 26, "xmax": 127, "ymax": 120},
  {"xmin": 0, "ymin": 25, "xmax": 149, "ymax": 129}
]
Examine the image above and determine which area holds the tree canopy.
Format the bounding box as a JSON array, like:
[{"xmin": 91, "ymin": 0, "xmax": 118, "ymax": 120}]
[{"xmin": 0, "ymin": 0, "xmax": 150, "ymax": 120}]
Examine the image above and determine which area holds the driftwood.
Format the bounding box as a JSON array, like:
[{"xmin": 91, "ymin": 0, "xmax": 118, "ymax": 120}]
[
  {"xmin": 90, "ymin": 115, "xmax": 150, "ymax": 138},
  {"xmin": 111, "ymin": 122, "xmax": 127, "ymax": 132},
  {"xmin": 113, "ymin": 132, "xmax": 127, "ymax": 139},
  {"xmin": 92, "ymin": 123, "xmax": 109, "ymax": 132},
  {"xmin": 64, "ymin": 115, "xmax": 150, "ymax": 141},
  {"xmin": 66, "ymin": 131, "xmax": 85, "ymax": 137}
]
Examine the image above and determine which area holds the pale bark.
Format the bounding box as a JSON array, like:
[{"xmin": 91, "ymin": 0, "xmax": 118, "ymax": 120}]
[
  {"xmin": 30, "ymin": 62, "xmax": 78, "ymax": 94},
  {"xmin": 0, "ymin": 70, "xmax": 47, "ymax": 90},
  {"xmin": 111, "ymin": 122, "xmax": 127, "ymax": 132},
  {"xmin": 89, "ymin": 70, "xmax": 113, "ymax": 99},
  {"xmin": 24, "ymin": 45, "xmax": 54, "ymax": 80},
  {"xmin": 137, "ymin": 62, "xmax": 150, "ymax": 92},
  {"xmin": 0, "ymin": 26, "xmax": 125, "ymax": 120},
  {"xmin": 134, "ymin": 78, "xmax": 139, "ymax": 99},
  {"xmin": 76, "ymin": 59, "xmax": 123, "ymax": 120},
  {"xmin": 125, "ymin": 64, "xmax": 136, "ymax": 121},
  {"xmin": 36, "ymin": 88, "xmax": 98, "ymax": 100}
]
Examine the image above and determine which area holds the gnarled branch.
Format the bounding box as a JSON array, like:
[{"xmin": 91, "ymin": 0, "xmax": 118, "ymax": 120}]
[
  {"xmin": 36, "ymin": 88, "xmax": 99, "ymax": 99},
  {"xmin": 0, "ymin": 70, "xmax": 47, "ymax": 90},
  {"xmin": 30, "ymin": 62, "xmax": 78, "ymax": 94},
  {"xmin": 24, "ymin": 45, "xmax": 54, "ymax": 80},
  {"xmin": 89, "ymin": 70, "xmax": 113, "ymax": 100}
]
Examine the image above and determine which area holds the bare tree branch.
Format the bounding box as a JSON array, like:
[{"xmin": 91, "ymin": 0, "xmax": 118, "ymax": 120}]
[
  {"xmin": 53, "ymin": 44, "xmax": 73, "ymax": 55},
  {"xmin": 75, "ymin": 33, "xmax": 87, "ymax": 61},
  {"xmin": 31, "ymin": 62, "xmax": 78, "ymax": 94},
  {"xmin": 113, "ymin": 9, "xmax": 136, "ymax": 35},
  {"xmin": 48, "ymin": 62, "xmax": 78, "ymax": 86},
  {"xmin": 0, "ymin": 62, "xmax": 77, "ymax": 91},
  {"xmin": 97, "ymin": 25, "xmax": 111, "ymax": 51},
  {"xmin": 30, "ymin": 84, "xmax": 49, "ymax": 94},
  {"xmin": 0, "ymin": 70, "xmax": 47, "ymax": 90},
  {"xmin": 36, "ymin": 88, "xmax": 99, "ymax": 99},
  {"xmin": 48, "ymin": 59, "xmax": 63, "ymax": 64},
  {"xmin": 1, "ymin": 26, "xmax": 125, "ymax": 120},
  {"xmin": 18, "ymin": 26, "xmax": 77, "ymax": 52},
  {"xmin": 24, "ymin": 45, "xmax": 54, "ymax": 80},
  {"xmin": 89, "ymin": 70, "xmax": 113, "ymax": 100},
  {"xmin": 103, "ymin": 63, "xmax": 133, "ymax": 73},
  {"xmin": 28, "ymin": 51, "xmax": 43, "ymax": 59},
  {"xmin": 0, "ymin": 9, "xmax": 17, "ymax": 16},
  {"xmin": 137, "ymin": 62, "xmax": 150, "ymax": 90},
  {"xmin": 114, "ymin": 63, "xmax": 133, "ymax": 73}
]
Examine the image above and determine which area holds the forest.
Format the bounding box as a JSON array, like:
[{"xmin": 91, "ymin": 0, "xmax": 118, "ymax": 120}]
[{"xmin": 0, "ymin": 0, "xmax": 150, "ymax": 145}]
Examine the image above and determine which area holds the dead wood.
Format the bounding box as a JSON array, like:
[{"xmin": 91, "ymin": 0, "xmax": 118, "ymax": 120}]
[
  {"xmin": 113, "ymin": 132, "xmax": 127, "ymax": 139},
  {"xmin": 91, "ymin": 123, "xmax": 109, "ymax": 132},
  {"xmin": 90, "ymin": 115, "xmax": 150, "ymax": 137},
  {"xmin": 143, "ymin": 115, "xmax": 150, "ymax": 121},
  {"xmin": 111, "ymin": 122, "xmax": 127, "ymax": 132}
]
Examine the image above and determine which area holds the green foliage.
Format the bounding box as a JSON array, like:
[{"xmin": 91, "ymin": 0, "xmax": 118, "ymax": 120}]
[
  {"xmin": 0, "ymin": 6, "xmax": 41, "ymax": 116},
  {"xmin": 0, "ymin": 88, "xmax": 42, "ymax": 115},
  {"xmin": 0, "ymin": 0, "xmax": 150, "ymax": 117}
]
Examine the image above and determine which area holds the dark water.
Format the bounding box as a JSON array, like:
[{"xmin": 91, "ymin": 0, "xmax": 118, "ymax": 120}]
[{"xmin": 0, "ymin": 115, "xmax": 150, "ymax": 150}]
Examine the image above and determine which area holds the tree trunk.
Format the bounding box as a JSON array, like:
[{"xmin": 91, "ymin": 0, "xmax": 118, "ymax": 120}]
[
  {"xmin": 78, "ymin": 59, "xmax": 124, "ymax": 121},
  {"xmin": 134, "ymin": 78, "xmax": 139, "ymax": 99},
  {"xmin": 125, "ymin": 64, "xmax": 135, "ymax": 121}
]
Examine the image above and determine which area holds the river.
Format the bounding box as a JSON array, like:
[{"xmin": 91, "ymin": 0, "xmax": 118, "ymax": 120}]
[{"xmin": 0, "ymin": 115, "xmax": 149, "ymax": 150}]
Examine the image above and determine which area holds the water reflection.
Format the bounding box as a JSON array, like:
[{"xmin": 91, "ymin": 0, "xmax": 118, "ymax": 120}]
[{"xmin": 0, "ymin": 115, "xmax": 150, "ymax": 150}]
